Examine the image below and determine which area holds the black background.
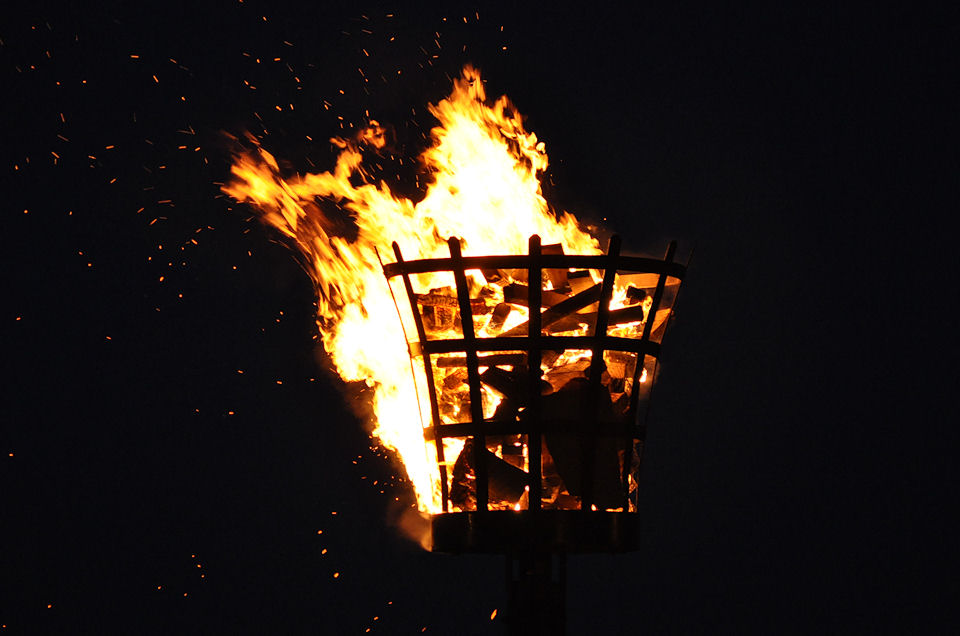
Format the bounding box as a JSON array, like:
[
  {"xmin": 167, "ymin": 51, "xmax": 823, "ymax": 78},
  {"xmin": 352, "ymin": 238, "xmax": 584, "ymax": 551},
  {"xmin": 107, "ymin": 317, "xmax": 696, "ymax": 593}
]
[{"xmin": 2, "ymin": 2, "xmax": 954, "ymax": 633}]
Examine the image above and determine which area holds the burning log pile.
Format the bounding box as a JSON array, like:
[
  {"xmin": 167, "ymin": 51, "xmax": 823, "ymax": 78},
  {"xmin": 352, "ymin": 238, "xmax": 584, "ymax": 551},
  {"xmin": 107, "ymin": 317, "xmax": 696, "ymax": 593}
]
[{"xmin": 384, "ymin": 234, "xmax": 684, "ymax": 515}]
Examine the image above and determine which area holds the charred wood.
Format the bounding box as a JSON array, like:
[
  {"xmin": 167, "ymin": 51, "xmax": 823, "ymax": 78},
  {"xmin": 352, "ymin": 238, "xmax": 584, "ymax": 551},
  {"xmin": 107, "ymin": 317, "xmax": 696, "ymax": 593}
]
[
  {"xmin": 442, "ymin": 368, "xmax": 468, "ymax": 390},
  {"xmin": 568, "ymin": 270, "xmax": 594, "ymax": 294},
  {"xmin": 450, "ymin": 439, "xmax": 530, "ymax": 511},
  {"xmin": 480, "ymin": 366, "xmax": 528, "ymax": 399},
  {"xmin": 539, "ymin": 378, "xmax": 625, "ymax": 510},
  {"xmin": 485, "ymin": 302, "xmax": 512, "ymax": 334},
  {"xmin": 625, "ymin": 286, "xmax": 648, "ymax": 305}
]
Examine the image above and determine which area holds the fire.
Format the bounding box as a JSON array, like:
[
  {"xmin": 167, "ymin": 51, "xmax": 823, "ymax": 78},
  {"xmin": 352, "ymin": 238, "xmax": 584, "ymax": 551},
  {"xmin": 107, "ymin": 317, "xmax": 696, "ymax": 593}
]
[{"xmin": 224, "ymin": 65, "xmax": 632, "ymax": 513}]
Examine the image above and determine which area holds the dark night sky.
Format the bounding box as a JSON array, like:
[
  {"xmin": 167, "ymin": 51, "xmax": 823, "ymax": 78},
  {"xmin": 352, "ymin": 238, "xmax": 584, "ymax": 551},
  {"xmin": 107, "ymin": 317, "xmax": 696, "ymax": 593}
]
[{"xmin": 2, "ymin": 2, "xmax": 955, "ymax": 634}]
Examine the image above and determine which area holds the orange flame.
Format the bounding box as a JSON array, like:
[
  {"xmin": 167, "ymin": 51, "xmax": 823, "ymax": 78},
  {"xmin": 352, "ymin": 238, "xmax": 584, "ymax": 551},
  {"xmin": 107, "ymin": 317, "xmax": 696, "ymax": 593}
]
[{"xmin": 224, "ymin": 65, "xmax": 604, "ymax": 513}]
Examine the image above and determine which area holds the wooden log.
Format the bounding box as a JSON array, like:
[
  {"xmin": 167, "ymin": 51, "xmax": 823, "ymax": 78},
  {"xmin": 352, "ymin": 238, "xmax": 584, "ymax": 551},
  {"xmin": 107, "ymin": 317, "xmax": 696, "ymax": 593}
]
[
  {"xmin": 442, "ymin": 368, "xmax": 467, "ymax": 390},
  {"xmin": 449, "ymin": 439, "xmax": 530, "ymax": 510},
  {"xmin": 541, "ymin": 358, "xmax": 591, "ymax": 393},
  {"xmin": 499, "ymin": 283, "xmax": 601, "ymax": 337},
  {"xmin": 417, "ymin": 287, "xmax": 458, "ymax": 306},
  {"xmin": 540, "ymin": 440, "xmax": 563, "ymax": 506},
  {"xmin": 502, "ymin": 283, "xmax": 567, "ymax": 308},
  {"xmin": 498, "ymin": 436, "xmax": 526, "ymax": 470},
  {"xmin": 436, "ymin": 353, "xmax": 527, "ymax": 368},
  {"xmin": 489, "ymin": 398, "xmax": 521, "ymax": 427},
  {"xmin": 540, "ymin": 378, "xmax": 625, "ymax": 510},
  {"xmin": 480, "ymin": 366, "xmax": 526, "ymax": 399},
  {"xmin": 484, "ymin": 302, "xmax": 512, "ymax": 334},
  {"xmin": 605, "ymin": 359, "xmax": 627, "ymax": 381},
  {"xmin": 605, "ymin": 350, "xmax": 637, "ymax": 365},
  {"xmin": 541, "ymin": 243, "xmax": 568, "ymax": 290},
  {"xmin": 539, "ymin": 305, "xmax": 669, "ymax": 335},
  {"xmin": 541, "ymin": 349, "xmax": 563, "ymax": 367},
  {"xmin": 602, "ymin": 351, "xmax": 637, "ymax": 381},
  {"xmin": 542, "ymin": 313, "xmax": 592, "ymax": 335},
  {"xmin": 568, "ymin": 270, "xmax": 595, "ymax": 294},
  {"xmin": 542, "ymin": 434, "xmax": 624, "ymax": 510},
  {"xmin": 625, "ymin": 286, "xmax": 648, "ymax": 305},
  {"xmin": 417, "ymin": 292, "xmax": 491, "ymax": 315},
  {"xmin": 449, "ymin": 439, "xmax": 476, "ymax": 510},
  {"xmin": 607, "ymin": 376, "xmax": 626, "ymax": 394},
  {"xmin": 433, "ymin": 305, "xmax": 456, "ymax": 331},
  {"xmin": 539, "ymin": 378, "xmax": 625, "ymax": 510}
]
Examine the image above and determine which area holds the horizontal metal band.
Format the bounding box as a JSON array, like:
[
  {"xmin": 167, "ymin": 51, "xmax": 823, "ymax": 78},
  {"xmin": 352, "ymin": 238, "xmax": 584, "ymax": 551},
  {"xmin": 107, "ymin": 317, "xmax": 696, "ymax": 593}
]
[
  {"xmin": 383, "ymin": 254, "xmax": 686, "ymax": 280},
  {"xmin": 410, "ymin": 336, "xmax": 661, "ymax": 358},
  {"xmin": 423, "ymin": 420, "xmax": 646, "ymax": 441},
  {"xmin": 431, "ymin": 510, "xmax": 641, "ymax": 554}
]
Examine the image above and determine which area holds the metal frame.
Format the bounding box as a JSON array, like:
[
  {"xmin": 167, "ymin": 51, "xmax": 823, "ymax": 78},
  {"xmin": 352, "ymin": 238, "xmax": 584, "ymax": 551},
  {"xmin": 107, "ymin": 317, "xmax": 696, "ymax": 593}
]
[{"xmin": 383, "ymin": 233, "xmax": 685, "ymax": 527}]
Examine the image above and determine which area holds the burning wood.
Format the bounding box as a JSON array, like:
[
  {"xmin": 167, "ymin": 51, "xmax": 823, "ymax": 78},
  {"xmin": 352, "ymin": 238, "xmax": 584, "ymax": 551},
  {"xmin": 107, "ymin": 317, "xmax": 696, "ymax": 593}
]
[
  {"xmin": 567, "ymin": 269, "xmax": 594, "ymax": 294},
  {"xmin": 502, "ymin": 283, "xmax": 567, "ymax": 308},
  {"xmin": 539, "ymin": 377, "xmax": 627, "ymax": 510},
  {"xmin": 450, "ymin": 439, "xmax": 529, "ymax": 511},
  {"xmin": 484, "ymin": 303, "xmax": 512, "ymax": 334},
  {"xmin": 404, "ymin": 247, "xmax": 671, "ymax": 512},
  {"xmin": 499, "ymin": 284, "xmax": 602, "ymax": 337}
]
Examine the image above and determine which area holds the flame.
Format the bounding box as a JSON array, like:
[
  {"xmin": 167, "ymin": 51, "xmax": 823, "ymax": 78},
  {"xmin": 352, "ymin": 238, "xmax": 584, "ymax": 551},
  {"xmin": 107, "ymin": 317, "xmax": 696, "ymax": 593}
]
[{"xmin": 224, "ymin": 66, "xmax": 614, "ymax": 513}]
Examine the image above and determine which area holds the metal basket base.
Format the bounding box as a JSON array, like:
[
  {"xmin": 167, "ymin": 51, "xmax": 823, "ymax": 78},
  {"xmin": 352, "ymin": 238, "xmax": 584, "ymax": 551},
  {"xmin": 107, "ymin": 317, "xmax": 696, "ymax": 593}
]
[{"xmin": 431, "ymin": 510, "xmax": 639, "ymax": 554}]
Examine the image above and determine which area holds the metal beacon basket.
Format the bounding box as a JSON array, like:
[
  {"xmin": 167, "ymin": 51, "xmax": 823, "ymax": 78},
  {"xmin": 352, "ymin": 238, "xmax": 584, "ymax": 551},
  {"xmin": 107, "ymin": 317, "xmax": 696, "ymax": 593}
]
[{"xmin": 381, "ymin": 234, "xmax": 686, "ymax": 556}]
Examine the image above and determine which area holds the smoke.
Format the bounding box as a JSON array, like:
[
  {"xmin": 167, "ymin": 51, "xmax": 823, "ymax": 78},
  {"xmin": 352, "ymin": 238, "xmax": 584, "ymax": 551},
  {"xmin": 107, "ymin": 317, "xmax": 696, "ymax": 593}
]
[{"xmin": 388, "ymin": 503, "xmax": 433, "ymax": 551}]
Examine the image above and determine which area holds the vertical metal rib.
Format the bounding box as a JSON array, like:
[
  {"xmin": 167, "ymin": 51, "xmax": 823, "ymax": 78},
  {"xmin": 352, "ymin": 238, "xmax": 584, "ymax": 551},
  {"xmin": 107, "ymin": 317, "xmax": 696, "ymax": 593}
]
[
  {"xmin": 448, "ymin": 237, "xmax": 488, "ymax": 512},
  {"xmin": 392, "ymin": 241, "xmax": 450, "ymax": 511},
  {"xmin": 526, "ymin": 235, "xmax": 543, "ymax": 511},
  {"xmin": 581, "ymin": 234, "xmax": 621, "ymax": 510},
  {"xmin": 622, "ymin": 240, "xmax": 676, "ymax": 499},
  {"xmin": 378, "ymin": 247, "xmax": 432, "ymax": 502}
]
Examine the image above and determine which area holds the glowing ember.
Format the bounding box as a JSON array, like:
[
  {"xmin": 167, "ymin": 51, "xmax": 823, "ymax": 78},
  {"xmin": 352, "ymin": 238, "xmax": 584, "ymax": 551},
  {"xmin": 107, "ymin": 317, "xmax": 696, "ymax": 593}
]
[{"xmin": 223, "ymin": 65, "xmax": 655, "ymax": 513}]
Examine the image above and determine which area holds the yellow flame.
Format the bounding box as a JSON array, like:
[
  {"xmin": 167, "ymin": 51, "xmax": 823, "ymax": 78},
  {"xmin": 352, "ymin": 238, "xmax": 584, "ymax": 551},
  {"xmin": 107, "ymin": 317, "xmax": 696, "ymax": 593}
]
[{"xmin": 224, "ymin": 65, "xmax": 603, "ymax": 513}]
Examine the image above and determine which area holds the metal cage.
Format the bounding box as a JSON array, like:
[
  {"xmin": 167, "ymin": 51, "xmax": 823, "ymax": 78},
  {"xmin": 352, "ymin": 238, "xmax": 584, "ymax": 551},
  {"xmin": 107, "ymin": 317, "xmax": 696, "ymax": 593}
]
[{"xmin": 382, "ymin": 234, "xmax": 685, "ymax": 554}]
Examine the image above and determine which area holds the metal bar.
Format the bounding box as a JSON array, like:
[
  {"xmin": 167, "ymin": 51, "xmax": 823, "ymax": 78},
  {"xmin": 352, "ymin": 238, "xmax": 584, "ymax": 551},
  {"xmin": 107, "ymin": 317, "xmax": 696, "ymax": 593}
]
[
  {"xmin": 581, "ymin": 234, "xmax": 621, "ymax": 510},
  {"xmin": 526, "ymin": 235, "xmax": 543, "ymax": 511},
  {"xmin": 419, "ymin": 335, "xmax": 662, "ymax": 358},
  {"xmin": 435, "ymin": 353, "xmax": 528, "ymax": 368},
  {"xmin": 392, "ymin": 241, "xmax": 450, "ymax": 511},
  {"xmin": 621, "ymin": 352, "xmax": 648, "ymax": 504},
  {"xmin": 505, "ymin": 550, "xmax": 566, "ymax": 635},
  {"xmin": 383, "ymin": 254, "xmax": 686, "ymax": 279},
  {"xmin": 377, "ymin": 246, "xmax": 434, "ymax": 504},
  {"xmin": 623, "ymin": 241, "xmax": 676, "ymax": 499},
  {"xmin": 448, "ymin": 237, "xmax": 488, "ymax": 512},
  {"xmin": 424, "ymin": 420, "xmax": 644, "ymax": 441}
]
